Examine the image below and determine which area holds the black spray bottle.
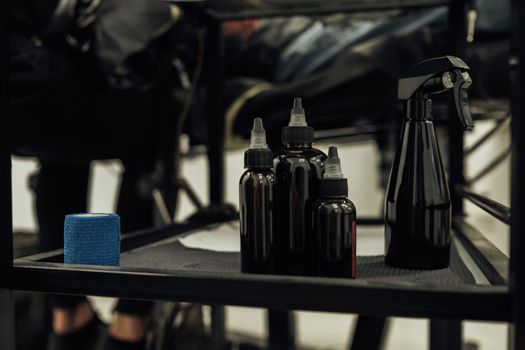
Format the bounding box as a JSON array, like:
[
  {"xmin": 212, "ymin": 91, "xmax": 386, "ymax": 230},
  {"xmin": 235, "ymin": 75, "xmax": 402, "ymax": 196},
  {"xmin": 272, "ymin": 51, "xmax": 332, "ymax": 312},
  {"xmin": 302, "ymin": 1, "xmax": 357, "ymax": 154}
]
[
  {"xmin": 315, "ymin": 147, "xmax": 357, "ymax": 278},
  {"xmin": 239, "ymin": 118, "xmax": 276, "ymax": 274},
  {"xmin": 274, "ymin": 98, "xmax": 327, "ymax": 276},
  {"xmin": 385, "ymin": 56, "xmax": 474, "ymax": 269}
]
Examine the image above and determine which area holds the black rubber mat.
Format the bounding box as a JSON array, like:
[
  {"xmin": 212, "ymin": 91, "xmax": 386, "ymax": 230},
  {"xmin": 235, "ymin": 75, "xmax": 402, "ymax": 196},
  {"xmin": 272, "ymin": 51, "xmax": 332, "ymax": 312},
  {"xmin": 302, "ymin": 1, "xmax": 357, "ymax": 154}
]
[{"xmin": 122, "ymin": 241, "xmax": 475, "ymax": 284}]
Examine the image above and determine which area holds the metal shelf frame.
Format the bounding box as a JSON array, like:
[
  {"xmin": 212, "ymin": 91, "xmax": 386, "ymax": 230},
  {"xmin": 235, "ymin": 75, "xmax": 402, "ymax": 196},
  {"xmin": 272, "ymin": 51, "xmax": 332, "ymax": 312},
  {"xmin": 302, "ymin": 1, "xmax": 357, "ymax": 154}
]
[{"xmin": 1, "ymin": 0, "xmax": 523, "ymax": 350}]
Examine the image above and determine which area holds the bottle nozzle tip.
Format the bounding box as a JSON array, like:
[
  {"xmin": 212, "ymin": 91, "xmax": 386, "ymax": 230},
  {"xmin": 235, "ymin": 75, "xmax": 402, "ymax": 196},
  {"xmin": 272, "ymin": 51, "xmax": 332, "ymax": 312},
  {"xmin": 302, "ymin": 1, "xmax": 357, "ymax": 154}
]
[
  {"xmin": 289, "ymin": 97, "xmax": 307, "ymax": 127},
  {"xmin": 253, "ymin": 117, "xmax": 264, "ymax": 131},
  {"xmin": 293, "ymin": 97, "xmax": 302, "ymax": 109},
  {"xmin": 324, "ymin": 146, "xmax": 344, "ymax": 179},
  {"xmin": 328, "ymin": 146, "xmax": 338, "ymax": 159},
  {"xmin": 250, "ymin": 117, "xmax": 268, "ymax": 149}
]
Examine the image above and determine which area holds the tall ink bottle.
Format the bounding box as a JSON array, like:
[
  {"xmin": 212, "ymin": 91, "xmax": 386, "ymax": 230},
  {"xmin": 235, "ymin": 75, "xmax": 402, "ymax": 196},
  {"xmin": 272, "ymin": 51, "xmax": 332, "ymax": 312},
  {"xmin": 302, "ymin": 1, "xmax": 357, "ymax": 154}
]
[
  {"xmin": 314, "ymin": 147, "xmax": 357, "ymax": 278},
  {"xmin": 239, "ymin": 118, "xmax": 276, "ymax": 274},
  {"xmin": 274, "ymin": 98, "xmax": 327, "ymax": 276}
]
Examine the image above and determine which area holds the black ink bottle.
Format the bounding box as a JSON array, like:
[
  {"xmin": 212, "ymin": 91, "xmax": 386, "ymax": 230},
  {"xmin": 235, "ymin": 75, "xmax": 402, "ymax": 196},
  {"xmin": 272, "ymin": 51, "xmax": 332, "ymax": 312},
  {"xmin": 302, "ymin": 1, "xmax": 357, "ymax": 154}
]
[
  {"xmin": 274, "ymin": 98, "xmax": 327, "ymax": 276},
  {"xmin": 239, "ymin": 118, "xmax": 276, "ymax": 274},
  {"xmin": 314, "ymin": 146, "xmax": 357, "ymax": 278}
]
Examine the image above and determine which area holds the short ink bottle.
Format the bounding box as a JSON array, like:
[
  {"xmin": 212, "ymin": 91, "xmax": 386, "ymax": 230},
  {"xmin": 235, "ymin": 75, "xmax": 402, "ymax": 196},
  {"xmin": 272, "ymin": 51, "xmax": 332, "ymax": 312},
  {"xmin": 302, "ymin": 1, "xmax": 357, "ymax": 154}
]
[{"xmin": 314, "ymin": 146, "xmax": 357, "ymax": 278}]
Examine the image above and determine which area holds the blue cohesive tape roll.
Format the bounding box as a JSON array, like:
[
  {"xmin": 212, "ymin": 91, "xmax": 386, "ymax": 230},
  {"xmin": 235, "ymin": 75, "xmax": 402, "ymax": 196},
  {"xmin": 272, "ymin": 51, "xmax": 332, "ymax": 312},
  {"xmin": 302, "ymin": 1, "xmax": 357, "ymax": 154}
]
[{"xmin": 64, "ymin": 213, "xmax": 121, "ymax": 266}]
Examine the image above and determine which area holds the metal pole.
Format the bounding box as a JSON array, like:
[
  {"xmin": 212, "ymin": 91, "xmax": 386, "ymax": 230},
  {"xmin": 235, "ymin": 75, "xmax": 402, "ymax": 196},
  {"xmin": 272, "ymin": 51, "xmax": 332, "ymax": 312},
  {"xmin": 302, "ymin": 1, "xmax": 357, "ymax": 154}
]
[
  {"xmin": 205, "ymin": 19, "xmax": 226, "ymax": 207},
  {"xmin": 350, "ymin": 316, "xmax": 389, "ymax": 350},
  {"xmin": 0, "ymin": 0, "xmax": 16, "ymax": 348},
  {"xmin": 509, "ymin": 0, "xmax": 525, "ymax": 348},
  {"xmin": 430, "ymin": 319, "xmax": 462, "ymax": 350},
  {"xmin": 159, "ymin": 81, "xmax": 178, "ymax": 217},
  {"xmin": 447, "ymin": 0, "xmax": 468, "ymax": 216},
  {"xmin": 430, "ymin": 4, "xmax": 468, "ymax": 350},
  {"xmin": 210, "ymin": 305, "xmax": 227, "ymax": 350},
  {"xmin": 268, "ymin": 310, "xmax": 296, "ymax": 350},
  {"xmin": 455, "ymin": 185, "xmax": 511, "ymax": 225}
]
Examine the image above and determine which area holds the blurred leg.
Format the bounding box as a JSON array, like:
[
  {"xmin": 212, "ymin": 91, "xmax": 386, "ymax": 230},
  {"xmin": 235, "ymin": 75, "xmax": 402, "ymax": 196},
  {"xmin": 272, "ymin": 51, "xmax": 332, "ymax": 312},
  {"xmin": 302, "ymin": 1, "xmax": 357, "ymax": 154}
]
[
  {"xmin": 110, "ymin": 158, "xmax": 155, "ymax": 344},
  {"xmin": 36, "ymin": 160, "xmax": 89, "ymax": 252},
  {"xmin": 35, "ymin": 161, "xmax": 94, "ymax": 337}
]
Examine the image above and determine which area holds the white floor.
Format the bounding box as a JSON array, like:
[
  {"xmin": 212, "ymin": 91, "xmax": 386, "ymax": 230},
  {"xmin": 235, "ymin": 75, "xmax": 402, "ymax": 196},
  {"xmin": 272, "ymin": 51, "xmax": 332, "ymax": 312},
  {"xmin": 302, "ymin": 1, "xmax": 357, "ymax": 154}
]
[{"xmin": 11, "ymin": 118, "xmax": 511, "ymax": 349}]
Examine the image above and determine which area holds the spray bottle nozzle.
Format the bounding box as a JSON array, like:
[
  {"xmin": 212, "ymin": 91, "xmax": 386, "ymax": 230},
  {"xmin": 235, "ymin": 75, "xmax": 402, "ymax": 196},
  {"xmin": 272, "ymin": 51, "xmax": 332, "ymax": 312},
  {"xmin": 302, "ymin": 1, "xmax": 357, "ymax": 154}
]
[
  {"xmin": 288, "ymin": 97, "xmax": 307, "ymax": 127},
  {"xmin": 324, "ymin": 146, "xmax": 344, "ymax": 179},
  {"xmin": 250, "ymin": 117, "xmax": 268, "ymax": 149},
  {"xmin": 398, "ymin": 56, "xmax": 474, "ymax": 131},
  {"xmin": 452, "ymin": 70, "xmax": 474, "ymax": 130}
]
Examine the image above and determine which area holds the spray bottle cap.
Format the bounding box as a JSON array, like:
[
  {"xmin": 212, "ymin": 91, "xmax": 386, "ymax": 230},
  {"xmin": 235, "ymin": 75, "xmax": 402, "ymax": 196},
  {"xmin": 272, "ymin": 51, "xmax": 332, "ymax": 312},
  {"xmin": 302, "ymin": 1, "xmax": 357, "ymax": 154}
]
[
  {"xmin": 245, "ymin": 118, "xmax": 274, "ymax": 169},
  {"xmin": 319, "ymin": 146, "xmax": 348, "ymax": 197},
  {"xmin": 282, "ymin": 97, "xmax": 314, "ymax": 144},
  {"xmin": 398, "ymin": 56, "xmax": 474, "ymax": 130}
]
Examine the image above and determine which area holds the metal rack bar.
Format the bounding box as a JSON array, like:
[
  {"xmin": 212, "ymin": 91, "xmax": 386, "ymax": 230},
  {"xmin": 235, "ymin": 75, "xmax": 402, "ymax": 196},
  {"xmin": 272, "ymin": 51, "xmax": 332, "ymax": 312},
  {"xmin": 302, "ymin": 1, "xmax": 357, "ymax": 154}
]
[
  {"xmin": 0, "ymin": 289, "xmax": 15, "ymax": 350},
  {"xmin": 314, "ymin": 124, "xmax": 392, "ymax": 141},
  {"xmin": 157, "ymin": 80, "xmax": 179, "ymax": 216},
  {"xmin": 206, "ymin": 20, "xmax": 226, "ymax": 206},
  {"xmin": 0, "ymin": 0, "xmax": 15, "ymax": 347},
  {"xmin": 430, "ymin": 319, "xmax": 462, "ymax": 350},
  {"xmin": 509, "ymin": 0, "xmax": 525, "ymax": 348},
  {"xmin": 0, "ymin": 0, "xmax": 12, "ymax": 290},
  {"xmin": 210, "ymin": 305, "xmax": 227, "ymax": 350},
  {"xmin": 12, "ymin": 261, "xmax": 511, "ymax": 321},
  {"xmin": 15, "ymin": 221, "xmax": 213, "ymax": 264},
  {"xmin": 452, "ymin": 219, "xmax": 508, "ymax": 285},
  {"xmin": 447, "ymin": 0, "xmax": 468, "ymax": 217},
  {"xmin": 464, "ymin": 117, "xmax": 509, "ymax": 156},
  {"xmin": 467, "ymin": 147, "xmax": 511, "ymax": 186},
  {"xmin": 350, "ymin": 316, "xmax": 389, "ymax": 350},
  {"xmin": 268, "ymin": 310, "xmax": 296, "ymax": 350},
  {"xmin": 455, "ymin": 185, "xmax": 511, "ymax": 225},
  {"xmin": 438, "ymin": 3, "xmax": 470, "ymax": 348},
  {"xmin": 357, "ymin": 217, "xmax": 385, "ymax": 226}
]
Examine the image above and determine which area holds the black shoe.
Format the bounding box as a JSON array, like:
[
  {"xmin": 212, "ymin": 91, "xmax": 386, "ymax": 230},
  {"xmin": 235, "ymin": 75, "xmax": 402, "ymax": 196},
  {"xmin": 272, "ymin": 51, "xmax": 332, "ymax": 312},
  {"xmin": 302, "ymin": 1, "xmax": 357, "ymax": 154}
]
[
  {"xmin": 102, "ymin": 337, "xmax": 146, "ymax": 350},
  {"xmin": 47, "ymin": 314, "xmax": 107, "ymax": 350}
]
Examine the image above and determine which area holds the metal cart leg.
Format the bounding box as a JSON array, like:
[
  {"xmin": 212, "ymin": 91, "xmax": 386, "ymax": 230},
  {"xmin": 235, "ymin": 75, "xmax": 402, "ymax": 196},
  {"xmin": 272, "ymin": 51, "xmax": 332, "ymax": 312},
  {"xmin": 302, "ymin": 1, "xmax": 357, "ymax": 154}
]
[
  {"xmin": 509, "ymin": 1, "xmax": 525, "ymax": 349},
  {"xmin": 268, "ymin": 310, "xmax": 296, "ymax": 350},
  {"xmin": 1, "ymin": 3, "xmax": 15, "ymax": 346},
  {"xmin": 205, "ymin": 19, "xmax": 226, "ymax": 207},
  {"xmin": 349, "ymin": 316, "xmax": 389, "ymax": 350},
  {"xmin": 443, "ymin": 3, "xmax": 467, "ymax": 347},
  {"xmin": 0, "ymin": 290, "xmax": 15, "ymax": 350},
  {"xmin": 158, "ymin": 81, "xmax": 179, "ymax": 217},
  {"xmin": 430, "ymin": 319, "xmax": 462, "ymax": 350},
  {"xmin": 205, "ymin": 19, "xmax": 232, "ymax": 350},
  {"xmin": 187, "ymin": 13, "xmax": 237, "ymax": 225},
  {"xmin": 210, "ymin": 305, "xmax": 227, "ymax": 350},
  {"xmin": 447, "ymin": 0, "xmax": 468, "ymax": 217}
]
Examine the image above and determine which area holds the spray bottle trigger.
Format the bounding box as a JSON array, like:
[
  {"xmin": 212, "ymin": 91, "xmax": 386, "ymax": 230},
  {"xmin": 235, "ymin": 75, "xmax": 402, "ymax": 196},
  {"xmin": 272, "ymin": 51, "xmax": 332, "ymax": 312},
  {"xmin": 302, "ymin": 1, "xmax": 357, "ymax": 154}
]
[{"xmin": 452, "ymin": 70, "xmax": 474, "ymax": 130}]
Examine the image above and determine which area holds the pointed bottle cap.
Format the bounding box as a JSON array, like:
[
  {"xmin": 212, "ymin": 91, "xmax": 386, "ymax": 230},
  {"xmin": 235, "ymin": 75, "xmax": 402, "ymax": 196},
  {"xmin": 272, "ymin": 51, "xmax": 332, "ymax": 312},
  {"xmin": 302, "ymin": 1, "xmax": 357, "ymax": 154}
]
[
  {"xmin": 324, "ymin": 146, "xmax": 344, "ymax": 179},
  {"xmin": 250, "ymin": 117, "xmax": 268, "ymax": 149},
  {"xmin": 288, "ymin": 98, "xmax": 307, "ymax": 127},
  {"xmin": 245, "ymin": 118, "xmax": 273, "ymax": 169},
  {"xmin": 282, "ymin": 97, "xmax": 314, "ymax": 144},
  {"xmin": 319, "ymin": 146, "xmax": 348, "ymax": 197}
]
